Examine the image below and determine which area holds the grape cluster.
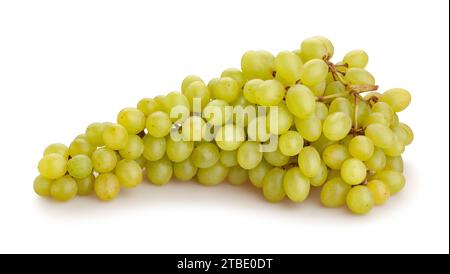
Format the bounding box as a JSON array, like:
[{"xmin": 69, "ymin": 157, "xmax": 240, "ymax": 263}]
[{"xmin": 34, "ymin": 36, "xmax": 413, "ymax": 214}]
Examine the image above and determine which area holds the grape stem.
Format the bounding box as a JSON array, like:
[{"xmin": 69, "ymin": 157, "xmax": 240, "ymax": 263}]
[{"xmin": 316, "ymin": 92, "xmax": 348, "ymax": 102}]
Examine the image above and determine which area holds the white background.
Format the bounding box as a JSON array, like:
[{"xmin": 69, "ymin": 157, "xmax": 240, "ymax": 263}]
[{"xmin": 0, "ymin": 0, "xmax": 448, "ymax": 254}]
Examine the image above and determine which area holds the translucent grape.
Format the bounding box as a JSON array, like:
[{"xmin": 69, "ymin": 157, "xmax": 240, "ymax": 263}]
[
  {"xmin": 197, "ymin": 162, "xmax": 229, "ymax": 186},
  {"xmin": 372, "ymin": 102, "xmax": 394, "ymax": 126},
  {"xmin": 283, "ymin": 167, "xmax": 310, "ymax": 202},
  {"xmin": 362, "ymin": 112, "xmax": 389, "ymax": 127},
  {"xmin": 300, "ymin": 59, "xmax": 328, "ymax": 86},
  {"xmin": 344, "ymin": 68, "xmax": 375, "ymax": 85},
  {"xmin": 67, "ymin": 155, "xmax": 93, "ymax": 179},
  {"xmin": 392, "ymin": 123, "xmax": 414, "ymax": 145},
  {"xmin": 210, "ymin": 77, "xmax": 240, "ymax": 103},
  {"xmin": 203, "ymin": 99, "xmax": 231, "ymax": 126},
  {"xmin": 237, "ymin": 141, "xmax": 263, "ymax": 170},
  {"xmin": 146, "ymin": 156, "xmax": 173, "ymax": 185},
  {"xmin": 94, "ymin": 173, "xmax": 121, "ymax": 201},
  {"xmin": 146, "ymin": 111, "xmax": 172, "ymax": 138},
  {"xmin": 310, "ymin": 161, "xmax": 328, "ymax": 187},
  {"xmin": 163, "ymin": 91, "xmax": 190, "ymax": 122},
  {"xmin": 221, "ymin": 68, "xmax": 246, "ymax": 89},
  {"xmin": 243, "ymin": 79, "xmax": 263, "ymax": 104},
  {"xmin": 44, "ymin": 143, "xmax": 69, "ymax": 159},
  {"xmin": 255, "ymin": 79, "xmax": 285, "ymax": 106},
  {"xmin": 191, "ymin": 143, "xmax": 220, "ymax": 168},
  {"xmin": 119, "ymin": 134, "xmax": 144, "ymax": 160},
  {"xmin": 374, "ymin": 170, "xmax": 405, "ymax": 195},
  {"xmin": 38, "ymin": 153, "xmax": 67, "ymax": 179},
  {"xmin": 142, "ymin": 134, "xmax": 166, "ymax": 161},
  {"xmin": 343, "ymin": 50, "xmax": 369, "ymax": 68},
  {"xmin": 320, "ymin": 177, "xmax": 351, "ymax": 208},
  {"xmin": 184, "ymin": 81, "xmax": 211, "ymax": 111},
  {"xmin": 340, "ymin": 158, "xmax": 367, "ymax": 185},
  {"xmin": 173, "ymin": 158, "xmax": 198, "ymax": 181},
  {"xmin": 365, "ymin": 147, "xmax": 386, "ymax": 172},
  {"xmin": 228, "ymin": 165, "xmax": 248, "ymax": 185},
  {"xmin": 262, "ymin": 168, "xmax": 286, "ymax": 202},
  {"xmin": 365, "ymin": 123, "xmax": 395, "ymax": 149},
  {"xmin": 115, "ymin": 159, "xmax": 142, "ymax": 188},
  {"xmin": 329, "ymin": 97, "xmax": 352, "ymax": 117},
  {"xmin": 137, "ymin": 98, "xmax": 160, "ymax": 116},
  {"xmin": 103, "ymin": 123, "xmax": 129, "ymax": 150},
  {"xmin": 285, "ymin": 85, "xmax": 316, "ymax": 119},
  {"xmin": 75, "ymin": 174, "xmax": 95, "ymax": 196},
  {"xmin": 300, "ymin": 37, "xmax": 328, "ymax": 61},
  {"xmin": 279, "ymin": 130, "xmax": 304, "ymax": 156},
  {"xmin": 241, "ymin": 50, "xmax": 274, "ymax": 80},
  {"xmin": 69, "ymin": 138, "xmax": 95, "ymax": 157},
  {"xmin": 92, "ymin": 147, "xmax": 117, "ymax": 173},
  {"xmin": 312, "ymin": 36, "xmax": 334, "ymax": 58},
  {"xmin": 348, "ymin": 135, "xmax": 374, "ymax": 161},
  {"xmin": 294, "ymin": 115, "xmax": 322, "ymax": 142},
  {"xmin": 181, "ymin": 75, "xmax": 203, "ymax": 94},
  {"xmin": 264, "ymin": 147, "xmax": 290, "ymax": 167},
  {"xmin": 383, "ymin": 135, "xmax": 405, "ymax": 157},
  {"xmin": 366, "ymin": 179, "xmax": 390, "ymax": 205},
  {"xmin": 165, "ymin": 138, "xmax": 193, "ymax": 163},
  {"xmin": 266, "ymin": 103, "xmax": 293, "ymax": 135},
  {"xmin": 34, "ymin": 175, "xmax": 53, "ymax": 197},
  {"xmin": 322, "ymin": 144, "xmax": 350, "ymax": 170},
  {"xmin": 324, "ymin": 81, "xmax": 345, "ymax": 96},
  {"xmin": 274, "ymin": 50, "xmax": 303, "ymax": 85},
  {"xmin": 215, "ymin": 124, "xmax": 245, "ymax": 151},
  {"xmin": 117, "ymin": 107, "xmax": 146, "ymax": 135},
  {"xmin": 385, "ymin": 156, "xmax": 403, "ymax": 172},
  {"xmin": 379, "ymin": 88, "xmax": 411, "ymax": 112},
  {"xmin": 346, "ymin": 185, "xmax": 374, "ymax": 214},
  {"xmin": 248, "ymin": 160, "xmax": 272, "ymax": 188},
  {"xmin": 307, "ymin": 80, "xmax": 326, "ymax": 97},
  {"xmin": 85, "ymin": 123, "xmax": 106, "ymax": 147},
  {"xmin": 298, "ymin": 146, "xmax": 321, "ymax": 178},
  {"xmin": 50, "ymin": 175, "xmax": 78, "ymax": 202},
  {"xmin": 323, "ymin": 112, "xmax": 352, "ymax": 141},
  {"xmin": 220, "ymin": 150, "xmax": 238, "ymax": 167}
]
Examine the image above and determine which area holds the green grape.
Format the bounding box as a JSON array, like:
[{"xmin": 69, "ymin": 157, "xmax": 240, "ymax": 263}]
[
  {"xmin": 146, "ymin": 156, "xmax": 173, "ymax": 185},
  {"xmin": 385, "ymin": 156, "xmax": 403, "ymax": 172},
  {"xmin": 33, "ymin": 175, "xmax": 53, "ymax": 196},
  {"xmin": 274, "ymin": 50, "xmax": 303, "ymax": 85},
  {"xmin": 75, "ymin": 134, "xmax": 87, "ymax": 140},
  {"xmin": 221, "ymin": 68, "xmax": 246, "ymax": 89},
  {"xmin": 285, "ymin": 85, "xmax": 316, "ymax": 118},
  {"xmin": 85, "ymin": 123, "xmax": 106, "ymax": 147},
  {"xmin": 366, "ymin": 179, "xmax": 390, "ymax": 205},
  {"xmin": 320, "ymin": 177, "xmax": 351, "ymax": 207},
  {"xmin": 262, "ymin": 168, "xmax": 286, "ymax": 202},
  {"xmin": 310, "ymin": 134, "xmax": 336, "ymax": 154},
  {"xmin": 255, "ymin": 79, "xmax": 285, "ymax": 106},
  {"xmin": 279, "ymin": 130, "xmax": 304, "ymax": 156},
  {"xmin": 115, "ymin": 159, "xmax": 142, "ymax": 188},
  {"xmin": 117, "ymin": 107, "xmax": 146, "ymax": 135},
  {"xmin": 203, "ymin": 99, "xmax": 231, "ymax": 126},
  {"xmin": 228, "ymin": 165, "xmax": 248, "ymax": 185},
  {"xmin": 362, "ymin": 112, "xmax": 389, "ymax": 127},
  {"xmin": 143, "ymin": 134, "xmax": 167, "ymax": 161},
  {"xmin": 379, "ymin": 88, "xmax": 411, "ymax": 112},
  {"xmin": 210, "ymin": 77, "xmax": 240, "ymax": 103},
  {"xmin": 283, "ymin": 167, "xmax": 310, "ymax": 202},
  {"xmin": 307, "ymin": 80, "xmax": 326, "ymax": 96},
  {"xmin": 215, "ymin": 124, "xmax": 245, "ymax": 151},
  {"xmin": 264, "ymin": 147, "xmax": 290, "ymax": 167},
  {"xmin": 372, "ymin": 102, "xmax": 394, "ymax": 126},
  {"xmin": 92, "ymin": 148, "xmax": 117, "ymax": 173},
  {"xmin": 38, "ymin": 153, "xmax": 67, "ymax": 179},
  {"xmin": 315, "ymin": 102, "xmax": 328, "ymax": 121},
  {"xmin": 103, "ymin": 123, "xmax": 129, "ymax": 150},
  {"xmin": 118, "ymin": 135, "xmax": 144, "ymax": 160},
  {"xmin": 163, "ymin": 91, "xmax": 190, "ymax": 122},
  {"xmin": 197, "ymin": 162, "xmax": 229, "ymax": 186},
  {"xmin": 67, "ymin": 155, "xmax": 93, "ymax": 179},
  {"xmin": 365, "ymin": 147, "xmax": 386, "ymax": 172},
  {"xmin": 182, "ymin": 116, "xmax": 205, "ymax": 141},
  {"xmin": 184, "ymin": 81, "xmax": 211, "ymax": 111},
  {"xmin": 351, "ymin": 98, "xmax": 371, "ymax": 126},
  {"xmin": 267, "ymin": 103, "xmax": 293, "ymax": 135},
  {"xmin": 348, "ymin": 135, "xmax": 374, "ymax": 161},
  {"xmin": 300, "ymin": 59, "xmax": 328, "ymax": 86},
  {"xmin": 75, "ymin": 174, "xmax": 95, "ymax": 196},
  {"xmin": 340, "ymin": 158, "xmax": 367, "ymax": 185},
  {"xmin": 44, "ymin": 143, "xmax": 69, "ymax": 159},
  {"xmin": 383, "ymin": 135, "xmax": 405, "ymax": 157},
  {"xmin": 310, "ymin": 161, "xmax": 328, "ymax": 187},
  {"xmin": 399, "ymin": 123, "xmax": 414, "ymax": 145},
  {"xmin": 247, "ymin": 116, "xmax": 270, "ymax": 142},
  {"xmin": 237, "ymin": 141, "xmax": 263, "ymax": 170},
  {"xmin": 248, "ymin": 160, "xmax": 272, "ymax": 188},
  {"xmin": 137, "ymin": 98, "xmax": 160, "ymax": 116},
  {"xmin": 300, "ymin": 37, "xmax": 328, "ymax": 61},
  {"xmin": 146, "ymin": 111, "xmax": 172, "ymax": 138},
  {"xmin": 135, "ymin": 155, "xmax": 147, "ymax": 168},
  {"xmin": 94, "ymin": 173, "xmax": 121, "ymax": 201},
  {"xmin": 323, "ymin": 112, "xmax": 352, "ymax": 141},
  {"xmin": 241, "ymin": 50, "xmax": 274, "ymax": 80},
  {"xmin": 233, "ymin": 104, "xmax": 256, "ymax": 128},
  {"xmin": 50, "ymin": 175, "xmax": 78, "ymax": 202},
  {"xmin": 69, "ymin": 138, "xmax": 95, "ymax": 157},
  {"xmin": 243, "ymin": 79, "xmax": 263, "ymax": 104},
  {"xmin": 392, "ymin": 124, "xmax": 414, "ymax": 146},
  {"xmin": 323, "ymin": 80, "xmax": 345, "ymax": 96},
  {"xmin": 329, "ymin": 97, "xmax": 352, "ymax": 117},
  {"xmin": 294, "ymin": 115, "xmax": 322, "ymax": 142},
  {"xmin": 166, "ymin": 138, "xmax": 194, "ymax": 163},
  {"xmin": 298, "ymin": 146, "xmax": 321, "ymax": 178},
  {"xmin": 346, "ymin": 185, "xmax": 374, "ymax": 214},
  {"xmin": 374, "ymin": 170, "xmax": 405, "ymax": 195},
  {"xmin": 313, "ymin": 36, "xmax": 334, "ymax": 58},
  {"xmin": 343, "ymin": 49, "xmax": 369, "ymax": 68},
  {"xmin": 232, "ymin": 95, "xmax": 250, "ymax": 108},
  {"xmin": 344, "ymin": 68, "xmax": 375, "ymax": 85},
  {"xmin": 173, "ymin": 158, "xmax": 198, "ymax": 181},
  {"xmin": 322, "ymin": 144, "xmax": 350, "ymax": 170},
  {"xmin": 220, "ymin": 150, "xmax": 238, "ymax": 167},
  {"xmin": 191, "ymin": 143, "xmax": 220, "ymax": 168},
  {"xmin": 325, "ymin": 71, "xmax": 335, "ymax": 84},
  {"xmin": 365, "ymin": 123, "xmax": 395, "ymax": 149},
  {"xmin": 181, "ymin": 75, "xmax": 203, "ymax": 94}
]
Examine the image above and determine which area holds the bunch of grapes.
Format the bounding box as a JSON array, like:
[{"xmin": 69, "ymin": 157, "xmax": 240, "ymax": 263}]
[{"xmin": 34, "ymin": 36, "xmax": 413, "ymax": 214}]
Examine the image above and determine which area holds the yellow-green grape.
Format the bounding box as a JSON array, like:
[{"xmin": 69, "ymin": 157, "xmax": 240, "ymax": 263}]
[
  {"xmin": 300, "ymin": 37, "xmax": 328, "ymax": 61},
  {"xmin": 372, "ymin": 102, "xmax": 394, "ymax": 126},
  {"xmin": 323, "ymin": 112, "xmax": 352, "ymax": 141},
  {"xmin": 313, "ymin": 36, "xmax": 334, "ymax": 58},
  {"xmin": 94, "ymin": 173, "xmax": 121, "ymax": 201},
  {"xmin": 379, "ymin": 88, "xmax": 411, "ymax": 112},
  {"xmin": 279, "ymin": 130, "xmax": 304, "ymax": 156},
  {"xmin": 283, "ymin": 167, "xmax": 310, "ymax": 202},
  {"xmin": 322, "ymin": 144, "xmax": 350, "ymax": 170},
  {"xmin": 346, "ymin": 185, "xmax": 374, "ymax": 214},
  {"xmin": 392, "ymin": 123, "xmax": 414, "ymax": 146},
  {"xmin": 118, "ymin": 135, "xmax": 144, "ymax": 160},
  {"xmin": 365, "ymin": 147, "xmax": 386, "ymax": 172},
  {"xmin": 247, "ymin": 116, "xmax": 270, "ymax": 142},
  {"xmin": 348, "ymin": 136, "xmax": 374, "ymax": 161},
  {"xmin": 153, "ymin": 95, "xmax": 167, "ymax": 111},
  {"xmin": 117, "ymin": 107, "xmax": 146, "ymax": 135},
  {"xmin": 44, "ymin": 143, "xmax": 69, "ymax": 159},
  {"xmin": 166, "ymin": 138, "xmax": 194, "ymax": 163},
  {"xmin": 399, "ymin": 123, "xmax": 414, "ymax": 145},
  {"xmin": 262, "ymin": 168, "xmax": 286, "ymax": 202},
  {"xmin": 310, "ymin": 161, "xmax": 328, "ymax": 187},
  {"xmin": 203, "ymin": 99, "xmax": 231, "ymax": 126},
  {"xmin": 33, "ymin": 175, "xmax": 53, "ymax": 196},
  {"xmin": 197, "ymin": 162, "xmax": 229, "ymax": 186},
  {"xmin": 232, "ymin": 95, "xmax": 250, "ymax": 108},
  {"xmin": 285, "ymin": 85, "xmax": 316, "ymax": 119},
  {"xmin": 163, "ymin": 91, "xmax": 190, "ymax": 122},
  {"xmin": 210, "ymin": 77, "xmax": 240, "ymax": 103},
  {"xmin": 38, "ymin": 153, "xmax": 67, "ymax": 179},
  {"xmin": 294, "ymin": 115, "xmax": 322, "ymax": 142},
  {"xmin": 340, "ymin": 158, "xmax": 367, "ymax": 185},
  {"xmin": 137, "ymin": 98, "xmax": 160, "ymax": 116},
  {"xmin": 374, "ymin": 170, "xmax": 405, "ymax": 195},
  {"xmin": 366, "ymin": 179, "xmax": 390, "ymax": 205},
  {"xmin": 146, "ymin": 156, "xmax": 173, "ymax": 185},
  {"xmin": 173, "ymin": 158, "xmax": 198, "ymax": 181},
  {"xmin": 135, "ymin": 156, "xmax": 147, "ymax": 168},
  {"xmin": 274, "ymin": 50, "xmax": 303, "ymax": 85},
  {"xmin": 85, "ymin": 123, "xmax": 106, "ymax": 147},
  {"xmin": 102, "ymin": 123, "xmax": 129, "ymax": 150},
  {"xmin": 351, "ymin": 98, "xmax": 371, "ymax": 126},
  {"xmin": 365, "ymin": 123, "xmax": 395, "ymax": 149},
  {"xmin": 184, "ymin": 81, "xmax": 211, "ymax": 111},
  {"xmin": 92, "ymin": 148, "xmax": 117, "ymax": 173},
  {"xmin": 67, "ymin": 155, "xmax": 93, "ymax": 179},
  {"xmin": 50, "ymin": 175, "xmax": 78, "ymax": 202},
  {"xmin": 383, "ymin": 135, "xmax": 405, "ymax": 157},
  {"xmin": 114, "ymin": 159, "xmax": 142, "ymax": 188},
  {"xmin": 146, "ymin": 111, "xmax": 172, "ymax": 138},
  {"xmin": 75, "ymin": 174, "xmax": 95, "ymax": 196},
  {"xmin": 300, "ymin": 59, "xmax": 328, "ymax": 86},
  {"xmin": 267, "ymin": 103, "xmax": 293, "ymax": 135},
  {"xmin": 181, "ymin": 75, "xmax": 203, "ymax": 94},
  {"xmin": 320, "ymin": 177, "xmax": 351, "ymax": 208},
  {"xmin": 310, "ymin": 134, "xmax": 336, "ymax": 154},
  {"xmin": 307, "ymin": 80, "xmax": 326, "ymax": 97},
  {"xmin": 237, "ymin": 141, "xmax": 263, "ymax": 170},
  {"xmin": 248, "ymin": 160, "xmax": 272, "ymax": 188},
  {"xmin": 182, "ymin": 116, "xmax": 205, "ymax": 141},
  {"xmin": 298, "ymin": 146, "xmax": 321, "ymax": 178},
  {"xmin": 241, "ymin": 50, "xmax": 274, "ymax": 80},
  {"xmin": 343, "ymin": 49, "xmax": 369, "ymax": 68},
  {"xmin": 325, "ymin": 71, "xmax": 335, "ymax": 84},
  {"xmin": 385, "ymin": 156, "xmax": 403, "ymax": 172},
  {"xmin": 233, "ymin": 103, "xmax": 255, "ymax": 128},
  {"xmin": 315, "ymin": 102, "xmax": 328, "ymax": 121},
  {"xmin": 243, "ymin": 79, "xmax": 263, "ymax": 104},
  {"xmin": 293, "ymin": 49, "xmax": 302, "ymax": 58},
  {"xmin": 362, "ymin": 112, "xmax": 390, "ymax": 127},
  {"xmin": 215, "ymin": 124, "xmax": 245, "ymax": 151},
  {"xmin": 191, "ymin": 143, "xmax": 219, "ymax": 168},
  {"xmin": 344, "ymin": 68, "xmax": 375, "ymax": 85},
  {"xmin": 264, "ymin": 147, "xmax": 290, "ymax": 167},
  {"xmin": 220, "ymin": 150, "xmax": 238, "ymax": 167},
  {"xmin": 324, "ymin": 81, "xmax": 345, "ymax": 96},
  {"xmin": 255, "ymin": 79, "xmax": 285, "ymax": 106},
  {"xmin": 143, "ymin": 135, "xmax": 167, "ymax": 163},
  {"xmin": 69, "ymin": 138, "xmax": 95, "ymax": 157},
  {"xmin": 221, "ymin": 68, "xmax": 246, "ymax": 89},
  {"xmin": 228, "ymin": 165, "xmax": 248, "ymax": 185},
  {"xmin": 329, "ymin": 97, "xmax": 352, "ymax": 117}
]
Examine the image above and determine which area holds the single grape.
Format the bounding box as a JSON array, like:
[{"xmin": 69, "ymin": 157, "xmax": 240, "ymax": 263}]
[
  {"xmin": 228, "ymin": 165, "xmax": 248, "ymax": 185},
  {"xmin": 220, "ymin": 149, "xmax": 238, "ymax": 167},
  {"xmin": 346, "ymin": 185, "xmax": 374, "ymax": 214},
  {"xmin": 94, "ymin": 173, "xmax": 121, "ymax": 201},
  {"xmin": 243, "ymin": 79, "xmax": 263, "ymax": 104},
  {"xmin": 310, "ymin": 161, "xmax": 328, "ymax": 187},
  {"xmin": 191, "ymin": 143, "xmax": 220, "ymax": 168},
  {"xmin": 300, "ymin": 37, "xmax": 328, "ymax": 61},
  {"xmin": 68, "ymin": 138, "xmax": 95, "ymax": 157},
  {"xmin": 146, "ymin": 111, "xmax": 172, "ymax": 138},
  {"xmin": 344, "ymin": 68, "xmax": 375, "ymax": 85},
  {"xmin": 115, "ymin": 159, "xmax": 142, "ymax": 188},
  {"xmin": 197, "ymin": 162, "xmax": 229, "ymax": 186},
  {"xmin": 348, "ymin": 135, "xmax": 374, "ymax": 161},
  {"xmin": 283, "ymin": 167, "xmax": 310, "ymax": 202},
  {"xmin": 237, "ymin": 141, "xmax": 263, "ymax": 170},
  {"xmin": 248, "ymin": 160, "xmax": 272, "ymax": 188},
  {"xmin": 75, "ymin": 174, "xmax": 95, "ymax": 196},
  {"xmin": 117, "ymin": 107, "xmax": 146, "ymax": 135},
  {"xmin": 315, "ymin": 102, "xmax": 329, "ymax": 121},
  {"xmin": 44, "ymin": 143, "xmax": 69, "ymax": 159},
  {"xmin": 383, "ymin": 135, "xmax": 405, "ymax": 157},
  {"xmin": 165, "ymin": 138, "xmax": 193, "ymax": 163},
  {"xmin": 146, "ymin": 156, "xmax": 173, "ymax": 185},
  {"xmin": 279, "ymin": 130, "xmax": 304, "ymax": 156},
  {"xmin": 324, "ymin": 81, "xmax": 345, "ymax": 96},
  {"xmin": 203, "ymin": 99, "xmax": 231, "ymax": 126},
  {"xmin": 241, "ymin": 50, "xmax": 274, "ymax": 80},
  {"xmin": 385, "ymin": 156, "xmax": 403, "ymax": 172},
  {"xmin": 322, "ymin": 144, "xmax": 350, "ymax": 170},
  {"xmin": 365, "ymin": 123, "xmax": 395, "ymax": 149},
  {"xmin": 255, "ymin": 79, "xmax": 285, "ymax": 106},
  {"xmin": 173, "ymin": 158, "xmax": 198, "ymax": 181},
  {"xmin": 379, "ymin": 88, "xmax": 411, "ymax": 112},
  {"xmin": 365, "ymin": 147, "xmax": 386, "ymax": 172},
  {"xmin": 163, "ymin": 91, "xmax": 190, "ymax": 122},
  {"xmin": 320, "ymin": 177, "xmax": 351, "ymax": 208},
  {"xmin": 340, "ymin": 158, "xmax": 367, "ymax": 185},
  {"xmin": 366, "ymin": 179, "xmax": 390, "ymax": 205},
  {"xmin": 323, "ymin": 112, "xmax": 352, "ymax": 141},
  {"xmin": 103, "ymin": 123, "xmax": 129, "ymax": 150},
  {"xmin": 362, "ymin": 112, "xmax": 390, "ymax": 127},
  {"xmin": 266, "ymin": 103, "xmax": 293, "ymax": 135},
  {"xmin": 294, "ymin": 115, "xmax": 322, "ymax": 142},
  {"xmin": 67, "ymin": 154, "xmax": 93, "ymax": 179},
  {"xmin": 184, "ymin": 81, "xmax": 211, "ymax": 111},
  {"xmin": 50, "ymin": 175, "xmax": 78, "ymax": 202},
  {"xmin": 38, "ymin": 153, "xmax": 67, "ymax": 179},
  {"xmin": 398, "ymin": 123, "xmax": 414, "ymax": 145},
  {"xmin": 312, "ymin": 36, "xmax": 334, "ymax": 58},
  {"xmin": 343, "ymin": 49, "xmax": 369, "ymax": 68},
  {"xmin": 274, "ymin": 50, "xmax": 303, "ymax": 85},
  {"xmin": 33, "ymin": 175, "xmax": 53, "ymax": 197},
  {"xmin": 300, "ymin": 59, "xmax": 328, "ymax": 86},
  {"xmin": 181, "ymin": 75, "xmax": 203, "ymax": 94},
  {"xmin": 118, "ymin": 134, "xmax": 144, "ymax": 160},
  {"xmin": 262, "ymin": 168, "xmax": 286, "ymax": 202},
  {"xmin": 221, "ymin": 68, "xmax": 246, "ymax": 89},
  {"xmin": 215, "ymin": 124, "xmax": 245, "ymax": 151},
  {"xmin": 142, "ymin": 134, "xmax": 166, "ymax": 161},
  {"xmin": 263, "ymin": 147, "xmax": 290, "ymax": 167},
  {"xmin": 285, "ymin": 85, "xmax": 316, "ymax": 119},
  {"xmin": 329, "ymin": 97, "xmax": 352, "ymax": 117},
  {"xmin": 92, "ymin": 147, "xmax": 118, "ymax": 173},
  {"xmin": 210, "ymin": 77, "xmax": 240, "ymax": 103},
  {"xmin": 372, "ymin": 102, "xmax": 394, "ymax": 126},
  {"xmin": 298, "ymin": 146, "xmax": 321, "ymax": 178},
  {"xmin": 374, "ymin": 170, "xmax": 405, "ymax": 195},
  {"xmin": 307, "ymin": 80, "xmax": 326, "ymax": 97},
  {"xmin": 137, "ymin": 98, "xmax": 160, "ymax": 116}
]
